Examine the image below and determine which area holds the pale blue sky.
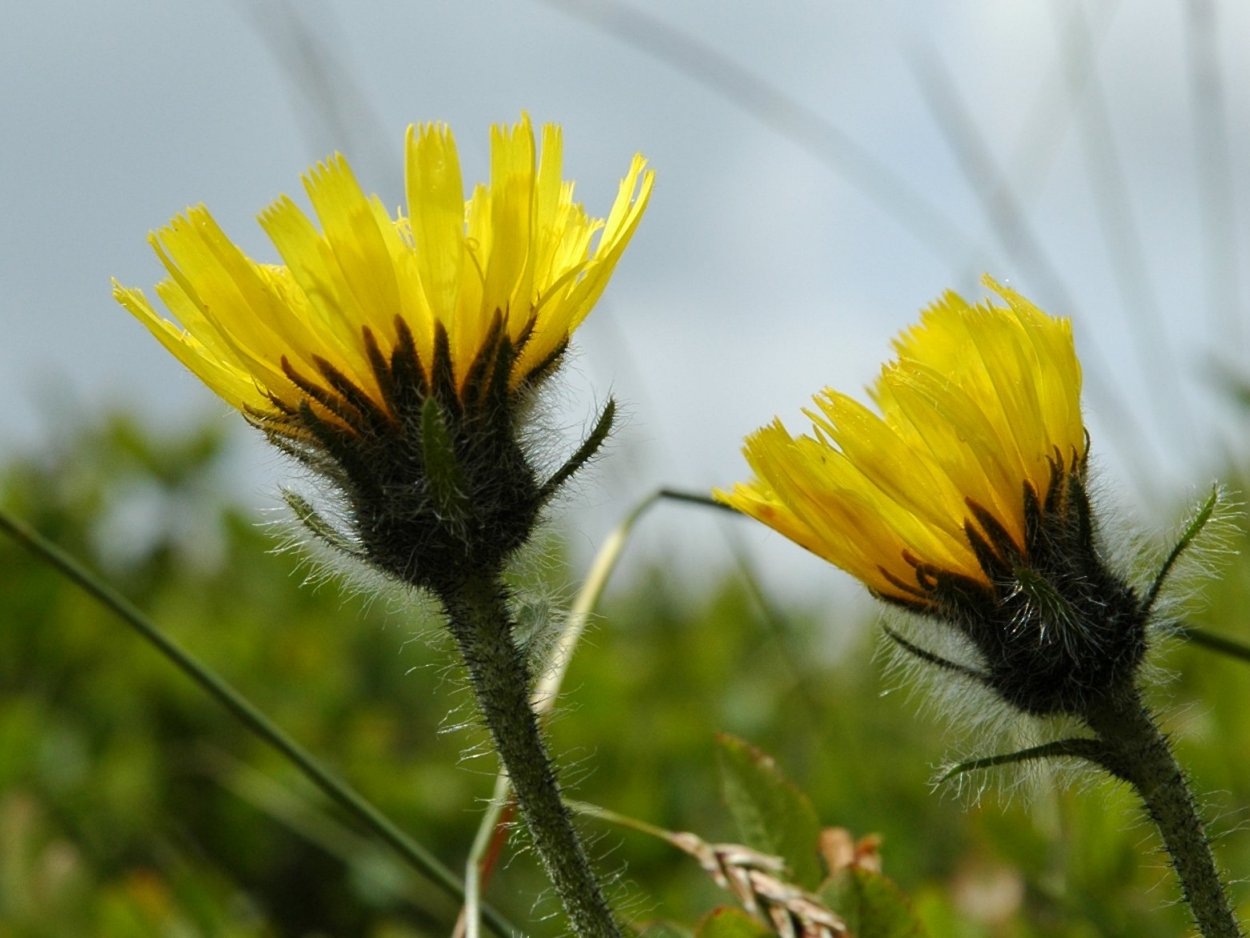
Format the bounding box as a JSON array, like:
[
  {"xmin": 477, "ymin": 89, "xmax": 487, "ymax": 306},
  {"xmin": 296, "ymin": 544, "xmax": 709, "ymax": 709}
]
[{"xmin": 3, "ymin": 0, "xmax": 1248, "ymax": 602}]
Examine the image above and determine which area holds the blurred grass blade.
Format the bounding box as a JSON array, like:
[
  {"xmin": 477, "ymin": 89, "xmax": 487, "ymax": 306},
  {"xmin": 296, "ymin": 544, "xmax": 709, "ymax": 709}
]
[
  {"xmin": 0, "ymin": 506, "xmax": 516, "ymax": 938},
  {"xmin": 1178, "ymin": 626, "xmax": 1250, "ymax": 665},
  {"xmin": 538, "ymin": 0, "xmax": 983, "ymax": 268}
]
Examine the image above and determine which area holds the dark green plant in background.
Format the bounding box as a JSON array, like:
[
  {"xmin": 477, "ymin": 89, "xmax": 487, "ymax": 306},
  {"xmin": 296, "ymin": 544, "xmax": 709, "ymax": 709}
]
[{"xmin": 4, "ymin": 411, "xmax": 1250, "ymax": 935}]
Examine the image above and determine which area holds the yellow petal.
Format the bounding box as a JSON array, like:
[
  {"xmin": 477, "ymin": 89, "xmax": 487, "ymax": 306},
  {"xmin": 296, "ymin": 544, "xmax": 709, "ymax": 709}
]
[
  {"xmin": 116, "ymin": 118, "xmax": 653, "ymax": 429},
  {"xmin": 720, "ymin": 283, "xmax": 1086, "ymax": 600},
  {"xmin": 406, "ymin": 122, "xmax": 464, "ymax": 348}
]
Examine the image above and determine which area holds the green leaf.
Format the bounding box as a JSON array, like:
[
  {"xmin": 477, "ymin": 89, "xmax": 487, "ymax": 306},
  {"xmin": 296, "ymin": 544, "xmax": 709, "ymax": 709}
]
[
  {"xmin": 694, "ymin": 907, "xmax": 773, "ymax": 938},
  {"xmin": 420, "ymin": 397, "xmax": 470, "ymax": 522},
  {"xmin": 281, "ymin": 489, "xmax": 364, "ymax": 560},
  {"xmin": 538, "ymin": 396, "xmax": 616, "ymax": 503},
  {"xmin": 1145, "ymin": 484, "xmax": 1222, "ymax": 615},
  {"xmin": 715, "ymin": 734, "xmax": 824, "ymax": 890},
  {"xmin": 938, "ymin": 737, "xmax": 1111, "ymax": 782},
  {"xmin": 820, "ymin": 867, "xmax": 928, "ymax": 938}
]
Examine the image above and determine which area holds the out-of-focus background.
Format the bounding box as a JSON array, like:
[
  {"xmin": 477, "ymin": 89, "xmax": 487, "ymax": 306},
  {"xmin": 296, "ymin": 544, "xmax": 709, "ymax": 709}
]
[{"xmin": 4, "ymin": 2, "xmax": 1250, "ymax": 935}]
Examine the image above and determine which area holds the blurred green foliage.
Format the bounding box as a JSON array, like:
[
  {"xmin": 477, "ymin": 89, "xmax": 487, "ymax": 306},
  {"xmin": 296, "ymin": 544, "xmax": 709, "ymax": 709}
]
[{"xmin": 2, "ymin": 413, "xmax": 1248, "ymax": 936}]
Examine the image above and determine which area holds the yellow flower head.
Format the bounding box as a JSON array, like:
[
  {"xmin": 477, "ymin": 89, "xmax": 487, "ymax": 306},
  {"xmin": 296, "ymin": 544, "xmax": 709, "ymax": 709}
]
[
  {"xmin": 113, "ymin": 114, "xmax": 653, "ymax": 429},
  {"xmin": 114, "ymin": 116, "xmax": 652, "ymax": 591},
  {"xmin": 719, "ymin": 278, "xmax": 1151, "ymax": 718},
  {"xmin": 717, "ymin": 278, "xmax": 1086, "ymax": 607}
]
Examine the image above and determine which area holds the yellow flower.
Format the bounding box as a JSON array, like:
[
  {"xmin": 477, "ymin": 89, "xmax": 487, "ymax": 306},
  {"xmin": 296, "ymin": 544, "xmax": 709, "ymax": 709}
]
[
  {"xmin": 717, "ymin": 278, "xmax": 1087, "ymax": 608},
  {"xmin": 113, "ymin": 115, "xmax": 653, "ymax": 428},
  {"xmin": 115, "ymin": 117, "xmax": 652, "ymax": 591}
]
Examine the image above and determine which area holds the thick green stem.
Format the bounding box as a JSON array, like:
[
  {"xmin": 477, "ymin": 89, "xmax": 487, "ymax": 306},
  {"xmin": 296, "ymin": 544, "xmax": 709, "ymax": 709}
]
[
  {"xmin": 1085, "ymin": 688, "xmax": 1242, "ymax": 938},
  {"xmin": 442, "ymin": 573, "xmax": 620, "ymax": 938}
]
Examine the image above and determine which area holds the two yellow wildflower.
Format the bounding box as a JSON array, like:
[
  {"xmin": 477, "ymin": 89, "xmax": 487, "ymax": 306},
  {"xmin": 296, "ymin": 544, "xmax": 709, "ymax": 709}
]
[
  {"xmin": 113, "ymin": 115, "xmax": 1242, "ymax": 938},
  {"xmin": 115, "ymin": 113, "xmax": 1140, "ymax": 714}
]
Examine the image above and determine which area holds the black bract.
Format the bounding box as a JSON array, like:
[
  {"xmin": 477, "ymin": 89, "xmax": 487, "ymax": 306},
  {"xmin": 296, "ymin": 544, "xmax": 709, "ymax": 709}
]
[
  {"xmin": 252, "ymin": 310, "xmax": 611, "ymax": 594},
  {"xmin": 884, "ymin": 450, "xmax": 1146, "ymax": 717}
]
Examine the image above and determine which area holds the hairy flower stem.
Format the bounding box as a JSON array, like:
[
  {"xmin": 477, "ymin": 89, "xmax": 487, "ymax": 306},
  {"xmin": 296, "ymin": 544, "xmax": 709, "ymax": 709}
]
[
  {"xmin": 442, "ymin": 573, "xmax": 621, "ymax": 938},
  {"xmin": 1085, "ymin": 688, "xmax": 1242, "ymax": 938}
]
